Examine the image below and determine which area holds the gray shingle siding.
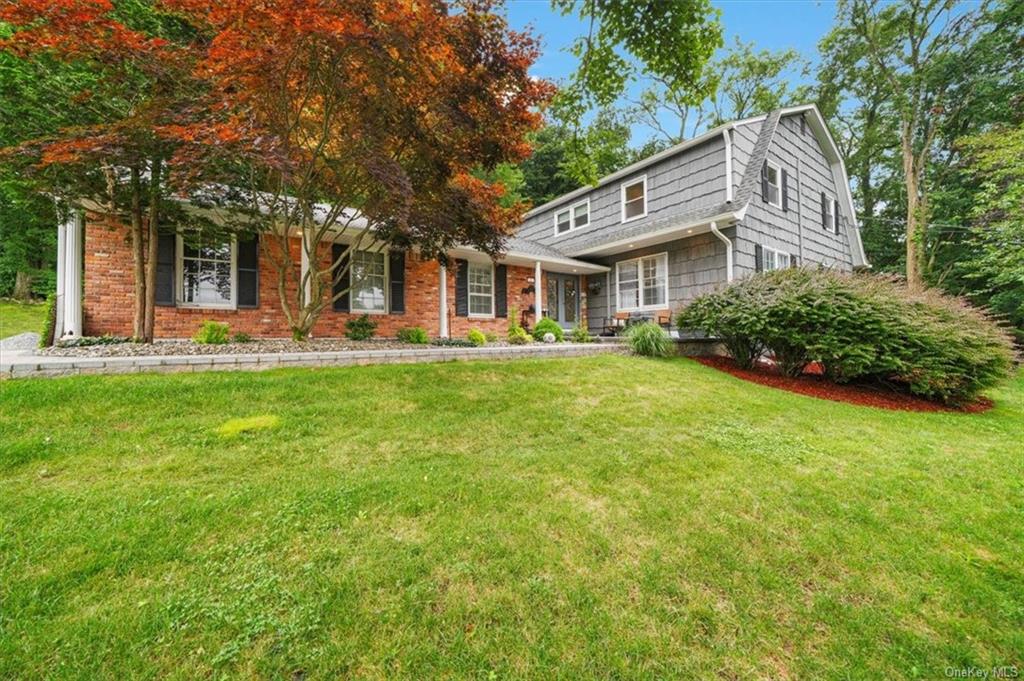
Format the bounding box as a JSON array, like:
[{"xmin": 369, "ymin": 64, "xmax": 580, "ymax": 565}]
[
  {"xmin": 518, "ymin": 135, "xmax": 728, "ymax": 253},
  {"xmin": 737, "ymin": 113, "xmax": 854, "ymax": 274},
  {"xmin": 584, "ymin": 230, "xmax": 730, "ymax": 331},
  {"xmin": 729, "ymin": 121, "xmax": 760, "ymax": 198}
]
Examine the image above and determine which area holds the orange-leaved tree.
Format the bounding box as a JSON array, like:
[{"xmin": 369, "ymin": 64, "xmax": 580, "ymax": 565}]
[
  {"xmin": 164, "ymin": 0, "xmax": 553, "ymax": 339},
  {"xmin": 0, "ymin": 0, "xmax": 209, "ymax": 341}
]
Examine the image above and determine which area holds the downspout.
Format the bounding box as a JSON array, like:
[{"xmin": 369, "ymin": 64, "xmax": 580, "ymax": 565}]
[
  {"xmin": 796, "ymin": 158, "xmax": 805, "ymax": 264},
  {"xmin": 710, "ymin": 220, "xmax": 734, "ymax": 282},
  {"xmin": 723, "ymin": 128, "xmax": 733, "ymax": 204}
]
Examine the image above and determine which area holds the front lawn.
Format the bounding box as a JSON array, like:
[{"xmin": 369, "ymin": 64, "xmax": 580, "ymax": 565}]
[
  {"xmin": 1, "ymin": 356, "xmax": 1021, "ymax": 678},
  {"xmin": 0, "ymin": 299, "xmax": 45, "ymax": 339}
]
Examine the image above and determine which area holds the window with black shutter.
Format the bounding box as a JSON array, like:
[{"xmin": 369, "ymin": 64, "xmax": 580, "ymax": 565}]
[
  {"xmin": 236, "ymin": 234, "xmax": 259, "ymax": 308},
  {"xmin": 754, "ymin": 244, "xmax": 764, "ymax": 272}
]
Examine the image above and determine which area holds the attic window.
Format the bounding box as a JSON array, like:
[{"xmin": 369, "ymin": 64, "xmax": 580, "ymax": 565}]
[
  {"xmin": 621, "ymin": 176, "xmax": 647, "ymax": 222},
  {"xmin": 554, "ymin": 199, "xmax": 589, "ymax": 236},
  {"xmin": 764, "ymin": 161, "xmax": 782, "ymax": 208}
]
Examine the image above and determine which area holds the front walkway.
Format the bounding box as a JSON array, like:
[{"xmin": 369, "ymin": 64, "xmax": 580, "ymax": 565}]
[{"xmin": 1, "ymin": 341, "xmax": 624, "ymax": 379}]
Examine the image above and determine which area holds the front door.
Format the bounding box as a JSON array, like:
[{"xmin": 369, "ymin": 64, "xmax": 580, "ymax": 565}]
[{"xmin": 546, "ymin": 273, "xmax": 580, "ymax": 330}]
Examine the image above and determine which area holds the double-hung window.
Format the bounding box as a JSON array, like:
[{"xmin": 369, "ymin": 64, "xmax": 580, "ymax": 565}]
[
  {"xmin": 621, "ymin": 176, "xmax": 647, "ymax": 222},
  {"xmin": 179, "ymin": 234, "xmax": 235, "ymax": 308},
  {"xmin": 825, "ymin": 196, "xmax": 837, "ymax": 233},
  {"xmin": 616, "ymin": 253, "xmax": 667, "ymax": 311},
  {"xmin": 351, "ymin": 249, "xmax": 387, "ymax": 313},
  {"xmin": 468, "ymin": 261, "xmax": 494, "ymax": 316},
  {"xmin": 762, "ymin": 246, "xmax": 792, "ymax": 271},
  {"xmin": 554, "ymin": 199, "xmax": 590, "ymax": 236},
  {"xmin": 765, "ymin": 161, "xmax": 782, "ymax": 208}
]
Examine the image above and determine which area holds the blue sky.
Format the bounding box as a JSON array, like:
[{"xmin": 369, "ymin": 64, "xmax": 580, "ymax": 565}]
[{"xmin": 504, "ymin": 0, "xmax": 838, "ymax": 142}]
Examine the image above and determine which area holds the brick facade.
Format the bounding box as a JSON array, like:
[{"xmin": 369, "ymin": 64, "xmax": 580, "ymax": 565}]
[{"xmin": 82, "ymin": 214, "xmax": 543, "ymax": 339}]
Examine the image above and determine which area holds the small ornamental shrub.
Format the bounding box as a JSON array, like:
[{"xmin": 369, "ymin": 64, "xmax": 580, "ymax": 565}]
[
  {"xmin": 484, "ymin": 331, "xmax": 499, "ymax": 344},
  {"xmin": 345, "ymin": 314, "xmax": 377, "ymax": 341},
  {"xmin": 467, "ymin": 328, "xmax": 487, "ymax": 346},
  {"xmin": 678, "ymin": 268, "xmax": 1016, "ymax": 405},
  {"xmin": 508, "ymin": 326, "xmax": 532, "ymax": 345},
  {"xmin": 38, "ymin": 292, "xmax": 57, "ymax": 348},
  {"xmin": 56, "ymin": 334, "xmax": 131, "ymax": 348},
  {"xmin": 397, "ymin": 326, "xmax": 429, "ymax": 344},
  {"xmin": 532, "ymin": 317, "xmax": 564, "ymax": 342},
  {"xmin": 570, "ymin": 323, "xmax": 592, "ymax": 343},
  {"xmin": 431, "ymin": 337, "xmax": 476, "ymax": 348},
  {"xmin": 231, "ymin": 332, "xmax": 253, "ymax": 343},
  {"xmin": 626, "ymin": 321, "xmax": 673, "ymax": 357},
  {"xmin": 193, "ymin": 320, "xmax": 230, "ymax": 345}
]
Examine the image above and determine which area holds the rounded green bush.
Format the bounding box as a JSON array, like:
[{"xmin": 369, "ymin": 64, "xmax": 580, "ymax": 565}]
[
  {"xmin": 532, "ymin": 317, "xmax": 564, "ymax": 342},
  {"xmin": 397, "ymin": 326, "xmax": 429, "ymax": 344},
  {"xmin": 626, "ymin": 321, "xmax": 673, "ymax": 358},
  {"xmin": 467, "ymin": 328, "xmax": 487, "ymax": 347},
  {"xmin": 677, "ymin": 269, "xmax": 1016, "ymax": 405},
  {"xmin": 193, "ymin": 320, "xmax": 230, "ymax": 345}
]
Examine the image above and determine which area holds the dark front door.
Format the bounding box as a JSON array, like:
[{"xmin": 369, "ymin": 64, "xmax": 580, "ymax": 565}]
[{"xmin": 546, "ymin": 273, "xmax": 580, "ymax": 330}]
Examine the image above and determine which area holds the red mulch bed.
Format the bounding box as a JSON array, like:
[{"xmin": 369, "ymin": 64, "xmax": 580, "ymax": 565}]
[{"xmin": 694, "ymin": 356, "xmax": 993, "ymax": 413}]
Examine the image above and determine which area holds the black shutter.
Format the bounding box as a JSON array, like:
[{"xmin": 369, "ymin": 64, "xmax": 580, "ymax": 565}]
[
  {"xmin": 754, "ymin": 244, "xmax": 764, "ymax": 273},
  {"xmin": 495, "ymin": 264, "xmax": 508, "ymax": 318},
  {"xmin": 790, "ymin": 254, "xmax": 799, "ymax": 268},
  {"xmin": 821, "ymin": 192, "xmax": 827, "ymax": 230},
  {"xmin": 332, "ymin": 243, "xmax": 350, "ymax": 312},
  {"xmin": 454, "ymin": 259, "xmax": 468, "ymax": 317},
  {"xmin": 155, "ymin": 232, "xmax": 176, "ymax": 306},
  {"xmin": 761, "ymin": 161, "xmax": 769, "ymax": 203},
  {"xmin": 237, "ymin": 234, "xmax": 259, "ymax": 308},
  {"xmin": 389, "ymin": 250, "xmax": 405, "ymax": 314},
  {"xmin": 781, "ymin": 169, "xmax": 789, "ymax": 212},
  {"xmin": 834, "ymin": 202, "xmax": 841, "ymax": 235}
]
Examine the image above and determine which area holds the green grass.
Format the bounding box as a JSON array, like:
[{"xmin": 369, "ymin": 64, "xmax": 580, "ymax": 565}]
[
  {"xmin": 1, "ymin": 356, "xmax": 1021, "ymax": 679},
  {"xmin": 0, "ymin": 299, "xmax": 46, "ymax": 339}
]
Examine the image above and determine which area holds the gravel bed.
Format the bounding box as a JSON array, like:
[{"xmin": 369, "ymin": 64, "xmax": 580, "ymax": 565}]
[{"xmin": 39, "ymin": 338, "xmax": 514, "ymax": 358}]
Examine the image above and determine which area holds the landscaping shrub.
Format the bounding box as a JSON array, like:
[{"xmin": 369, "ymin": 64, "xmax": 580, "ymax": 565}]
[
  {"xmin": 231, "ymin": 332, "xmax": 253, "ymax": 343},
  {"xmin": 570, "ymin": 323, "xmax": 592, "ymax": 343},
  {"xmin": 467, "ymin": 328, "xmax": 487, "ymax": 346},
  {"xmin": 431, "ymin": 337, "xmax": 476, "ymax": 348},
  {"xmin": 193, "ymin": 321, "xmax": 230, "ymax": 345},
  {"xmin": 56, "ymin": 334, "xmax": 131, "ymax": 348},
  {"xmin": 345, "ymin": 314, "xmax": 377, "ymax": 341},
  {"xmin": 532, "ymin": 317, "xmax": 564, "ymax": 342},
  {"xmin": 678, "ymin": 268, "xmax": 1016, "ymax": 405},
  {"xmin": 626, "ymin": 321, "xmax": 673, "ymax": 357},
  {"xmin": 396, "ymin": 326, "xmax": 429, "ymax": 344},
  {"xmin": 507, "ymin": 326, "xmax": 531, "ymax": 345},
  {"xmin": 38, "ymin": 292, "xmax": 56, "ymax": 348},
  {"xmin": 484, "ymin": 331, "xmax": 499, "ymax": 344}
]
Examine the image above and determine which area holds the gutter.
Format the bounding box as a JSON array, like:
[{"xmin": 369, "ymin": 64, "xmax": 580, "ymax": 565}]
[{"xmin": 710, "ymin": 221, "xmax": 734, "ymax": 282}]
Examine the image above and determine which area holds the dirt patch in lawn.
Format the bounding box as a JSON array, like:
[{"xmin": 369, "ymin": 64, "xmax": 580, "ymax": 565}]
[{"xmin": 695, "ymin": 356, "xmax": 993, "ymax": 414}]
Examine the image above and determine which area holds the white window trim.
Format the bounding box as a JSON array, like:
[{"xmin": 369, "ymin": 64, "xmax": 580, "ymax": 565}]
[
  {"xmin": 765, "ymin": 160, "xmax": 782, "ymax": 209},
  {"xmin": 467, "ymin": 260, "xmax": 495, "ymax": 319},
  {"xmin": 620, "ymin": 175, "xmax": 648, "ymax": 223},
  {"xmin": 830, "ymin": 197, "xmax": 839, "ymax": 234},
  {"xmin": 761, "ymin": 244, "xmax": 792, "ymax": 271},
  {"xmin": 553, "ymin": 198, "xmax": 590, "ymax": 237},
  {"xmin": 615, "ymin": 252, "xmax": 668, "ymax": 312},
  {"xmin": 349, "ymin": 247, "xmax": 390, "ymax": 315},
  {"xmin": 176, "ymin": 233, "xmax": 237, "ymax": 310}
]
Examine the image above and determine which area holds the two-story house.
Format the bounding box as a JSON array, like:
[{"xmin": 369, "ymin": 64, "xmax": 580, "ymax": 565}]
[{"xmin": 50, "ymin": 104, "xmax": 866, "ymax": 341}]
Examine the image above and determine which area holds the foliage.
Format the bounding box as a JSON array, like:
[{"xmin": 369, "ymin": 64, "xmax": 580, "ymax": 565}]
[
  {"xmin": 954, "ymin": 124, "xmax": 1024, "ymax": 342},
  {"xmin": 467, "ymin": 328, "xmax": 487, "ymax": 347},
  {"xmin": 0, "ymin": 179, "xmax": 57, "ymax": 299},
  {"xmin": 508, "ymin": 326, "xmax": 532, "ymax": 345},
  {"xmin": 430, "ymin": 337, "xmax": 476, "ymax": 348},
  {"xmin": 625, "ymin": 321, "xmax": 673, "ymax": 358},
  {"xmin": 532, "ymin": 317, "xmax": 564, "ymax": 342},
  {"xmin": 484, "ymin": 331, "xmax": 498, "ymax": 344},
  {"xmin": 193, "ymin": 321, "xmax": 230, "ymax": 345},
  {"xmin": 679, "ymin": 269, "xmax": 1016, "ymax": 405},
  {"xmin": 38, "ymin": 293, "xmax": 56, "ymax": 348},
  {"xmin": 570, "ymin": 323, "xmax": 592, "ymax": 343},
  {"xmin": 55, "ymin": 335, "xmax": 131, "ymax": 348},
  {"xmin": 231, "ymin": 332, "xmax": 253, "ymax": 344},
  {"xmin": 0, "ymin": 299, "xmax": 46, "ymax": 340},
  {"xmin": 344, "ymin": 314, "xmax": 377, "ymax": 342},
  {"xmin": 396, "ymin": 327, "xmax": 429, "ymax": 345}
]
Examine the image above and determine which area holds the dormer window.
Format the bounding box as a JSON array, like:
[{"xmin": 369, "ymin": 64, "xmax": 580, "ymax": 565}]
[
  {"xmin": 621, "ymin": 176, "xmax": 647, "ymax": 222},
  {"xmin": 764, "ymin": 161, "xmax": 782, "ymax": 208},
  {"xmin": 554, "ymin": 199, "xmax": 589, "ymax": 236}
]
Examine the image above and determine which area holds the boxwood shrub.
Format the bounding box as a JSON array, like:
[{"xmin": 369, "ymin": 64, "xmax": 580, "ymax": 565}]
[
  {"xmin": 532, "ymin": 317, "xmax": 564, "ymax": 342},
  {"xmin": 677, "ymin": 269, "xmax": 1015, "ymax": 405}
]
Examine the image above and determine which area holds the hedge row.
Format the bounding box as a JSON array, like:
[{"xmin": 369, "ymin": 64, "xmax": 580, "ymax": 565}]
[{"xmin": 677, "ymin": 268, "xmax": 1016, "ymax": 406}]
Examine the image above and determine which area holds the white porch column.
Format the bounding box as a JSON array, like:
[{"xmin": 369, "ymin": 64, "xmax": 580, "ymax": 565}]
[
  {"xmin": 438, "ymin": 262, "xmax": 449, "ymax": 338},
  {"xmin": 534, "ymin": 260, "xmax": 542, "ymax": 325},
  {"xmin": 54, "ymin": 215, "xmax": 68, "ymax": 340},
  {"xmin": 61, "ymin": 212, "xmax": 83, "ymax": 338}
]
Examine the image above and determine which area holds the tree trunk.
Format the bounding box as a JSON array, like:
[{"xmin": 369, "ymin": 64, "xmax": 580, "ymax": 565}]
[
  {"xmin": 142, "ymin": 158, "xmax": 162, "ymax": 343},
  {"xmin": 11, "ymin": 271, "xmax": 33, "ymax": 301},
  {"xmin": 901, "ymin": 136, "xmax": 923, "ymax": 291},
  {"xmin": 129, "ymin": 167, "xmax": 147, "ymax": 340}
]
